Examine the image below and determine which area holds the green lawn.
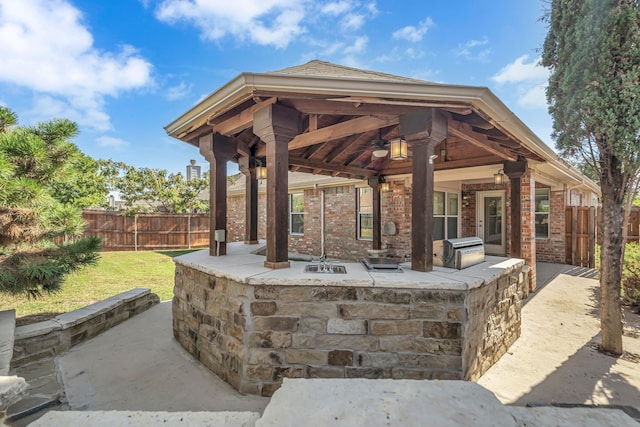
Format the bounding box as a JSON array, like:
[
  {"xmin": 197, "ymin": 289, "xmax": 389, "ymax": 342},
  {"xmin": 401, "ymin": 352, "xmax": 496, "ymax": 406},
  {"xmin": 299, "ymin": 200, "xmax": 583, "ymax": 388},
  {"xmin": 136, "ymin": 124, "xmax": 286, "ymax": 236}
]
[{"xmin": 0, "ymin": 250, "xmax": 191, "ymax": 325}]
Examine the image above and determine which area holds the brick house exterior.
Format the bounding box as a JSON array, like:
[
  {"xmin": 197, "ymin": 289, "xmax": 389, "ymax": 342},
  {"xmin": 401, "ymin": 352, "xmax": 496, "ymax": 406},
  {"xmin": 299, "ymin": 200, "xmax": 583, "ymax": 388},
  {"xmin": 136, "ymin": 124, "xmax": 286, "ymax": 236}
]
[
  {"xmin": 226, "ymin": 167, "xmax": 596, "ymax": 289},
  {"xmin": 166, "ymin": 60, "xmax": 600, "ymax": 288}
]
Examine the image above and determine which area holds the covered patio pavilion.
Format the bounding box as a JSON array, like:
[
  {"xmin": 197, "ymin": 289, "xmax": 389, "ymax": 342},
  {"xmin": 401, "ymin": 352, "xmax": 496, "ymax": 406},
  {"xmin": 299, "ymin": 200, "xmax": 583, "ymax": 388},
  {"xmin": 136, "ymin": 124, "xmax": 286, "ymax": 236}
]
[
  {"xmin": 162, "ymin": 61, "xmax": 596, "ymax": 396},
  {"xmin": 163, "ymin": 60, "xmax": 586, "ymax": 284}
]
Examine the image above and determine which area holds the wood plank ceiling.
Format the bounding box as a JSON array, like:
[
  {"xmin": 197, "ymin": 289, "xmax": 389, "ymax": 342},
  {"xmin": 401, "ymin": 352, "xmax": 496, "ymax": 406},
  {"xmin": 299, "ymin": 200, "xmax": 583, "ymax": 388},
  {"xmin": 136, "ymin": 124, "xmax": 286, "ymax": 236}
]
[{"xmin": 189, "ymin": 93, "xmax": 544, "ymax": 180}]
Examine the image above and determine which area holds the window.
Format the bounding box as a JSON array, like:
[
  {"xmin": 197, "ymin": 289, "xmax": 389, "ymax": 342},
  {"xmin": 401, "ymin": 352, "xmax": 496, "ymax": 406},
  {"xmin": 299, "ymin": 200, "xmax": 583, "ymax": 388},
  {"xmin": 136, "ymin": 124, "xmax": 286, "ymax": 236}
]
[
  {"xmin": 434, "ymin": 191, "xmax": 459, "ymax": 240},
  {"xmin": 357, "ymin": 187, "xmax": 373, "ymax": 240},
  {"xmin": 289, "ymin": 193, "xmax": 304, "ymax": 235},
  {"xmin": 535, "ymin": 188, "xmax": 550, "ymax": 239}
]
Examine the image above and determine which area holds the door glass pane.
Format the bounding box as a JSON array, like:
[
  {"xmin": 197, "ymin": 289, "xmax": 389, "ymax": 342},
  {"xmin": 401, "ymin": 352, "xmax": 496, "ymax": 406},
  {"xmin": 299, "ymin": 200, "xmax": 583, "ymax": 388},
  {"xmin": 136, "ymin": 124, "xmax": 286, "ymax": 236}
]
[{"xmin": 484, "ymin": 196, "xmax": 502, "ymax": 245}]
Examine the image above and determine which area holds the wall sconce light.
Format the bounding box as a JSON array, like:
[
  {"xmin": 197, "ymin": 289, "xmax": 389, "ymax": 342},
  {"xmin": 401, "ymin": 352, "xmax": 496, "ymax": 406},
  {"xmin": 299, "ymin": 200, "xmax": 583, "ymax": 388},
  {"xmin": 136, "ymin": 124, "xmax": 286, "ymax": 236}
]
[
  {"xmin": 380, "ymin": 182, "xmax": 390, "ymax": 192},
  {"xmin": 494, "ymin": 169, "xmax": 505, "ymax": 186},
  {"xmin": 256, "ymin": 161, "xmax": 267, "ymax": 181},
  {"xmin": 389, "ymin": 138, "xmax": 408, "ymax": 160}
]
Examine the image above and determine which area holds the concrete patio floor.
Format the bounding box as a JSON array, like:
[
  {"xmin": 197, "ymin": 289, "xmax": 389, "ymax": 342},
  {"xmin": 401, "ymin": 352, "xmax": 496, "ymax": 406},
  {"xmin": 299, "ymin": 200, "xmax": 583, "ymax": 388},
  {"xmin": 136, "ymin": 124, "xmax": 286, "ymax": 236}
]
[{"xmin": 19, "ymin": 262, "xmax": 640, "ymax": 422}]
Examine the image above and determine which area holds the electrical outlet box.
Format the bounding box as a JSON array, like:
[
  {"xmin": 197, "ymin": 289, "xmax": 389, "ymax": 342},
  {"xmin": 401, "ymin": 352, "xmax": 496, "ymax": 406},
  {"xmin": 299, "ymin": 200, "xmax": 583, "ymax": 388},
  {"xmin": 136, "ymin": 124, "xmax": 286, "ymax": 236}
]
[{"xmin": 214, "ymin": 229, "xmax": 226, "ymax": 242}]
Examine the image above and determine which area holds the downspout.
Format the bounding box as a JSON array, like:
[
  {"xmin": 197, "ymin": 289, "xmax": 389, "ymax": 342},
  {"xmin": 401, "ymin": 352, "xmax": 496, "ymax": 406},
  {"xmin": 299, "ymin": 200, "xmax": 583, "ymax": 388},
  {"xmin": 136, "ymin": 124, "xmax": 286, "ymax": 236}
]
[{"xmin": 320, "ymin": 186, "xmax": 325, "ymax": 257}]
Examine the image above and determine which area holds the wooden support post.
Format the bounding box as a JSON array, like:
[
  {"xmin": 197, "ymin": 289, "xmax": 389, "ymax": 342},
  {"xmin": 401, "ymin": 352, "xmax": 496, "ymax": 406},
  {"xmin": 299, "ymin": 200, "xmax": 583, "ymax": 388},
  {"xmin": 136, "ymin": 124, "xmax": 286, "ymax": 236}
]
[
  {"xmin": 400, "ymin": 108, "xmax": 447, "ymax": 272},
  {"xmin": 253, "ymin": 104, "xmax": 300, "ymax": 269},
  {"xmin": 588, "ymin": 206, "xmax": 596, "ymax": 268},
  {"xmin": 239, "ymin": 155, "xmax": 259, "ymax": 244},
  {"xmin": 368, "ymin": 176, "xmax": 382, "ymax": 250},
  {"xmin": 504, "ymin": 159, "xmax": 528, "ymax": 259},
  {"xmin": 199, "ymin": 133, "xmax": 236, "ymax": 256}
]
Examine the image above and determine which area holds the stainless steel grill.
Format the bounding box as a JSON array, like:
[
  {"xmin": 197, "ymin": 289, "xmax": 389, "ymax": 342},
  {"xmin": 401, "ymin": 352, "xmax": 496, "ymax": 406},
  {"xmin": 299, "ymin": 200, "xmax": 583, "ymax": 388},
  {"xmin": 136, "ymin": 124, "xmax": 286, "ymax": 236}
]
[{"xmin": 433, "ymin": 237, "xmax": 485, "ymax": 269}]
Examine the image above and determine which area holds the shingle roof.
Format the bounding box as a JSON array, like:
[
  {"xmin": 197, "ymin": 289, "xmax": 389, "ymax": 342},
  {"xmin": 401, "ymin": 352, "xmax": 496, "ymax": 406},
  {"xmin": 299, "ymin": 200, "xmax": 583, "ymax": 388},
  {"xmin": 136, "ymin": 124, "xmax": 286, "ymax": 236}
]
[{"xmin": 268, "ymin": 60, "xmax": 431, "ymax": 84}]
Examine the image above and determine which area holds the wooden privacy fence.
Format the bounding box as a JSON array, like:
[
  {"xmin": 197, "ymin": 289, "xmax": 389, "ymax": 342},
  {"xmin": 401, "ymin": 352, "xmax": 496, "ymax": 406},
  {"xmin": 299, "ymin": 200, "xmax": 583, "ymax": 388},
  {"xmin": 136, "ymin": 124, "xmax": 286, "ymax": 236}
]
[
  {"xmin": 81, "ymin": 210, "xmax": 210, "ymax": 251},
  {"xmin": 625, "ymin": 206, "xmax": 640, "ymax": 243},
  {"xmin": 565, "ymin": 206, "xmax": 596, "ymax": 268}
]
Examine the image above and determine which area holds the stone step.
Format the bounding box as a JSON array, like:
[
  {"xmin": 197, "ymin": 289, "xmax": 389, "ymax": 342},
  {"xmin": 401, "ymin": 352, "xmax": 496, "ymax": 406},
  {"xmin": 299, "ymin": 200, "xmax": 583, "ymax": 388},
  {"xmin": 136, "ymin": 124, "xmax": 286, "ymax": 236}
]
[
  {"xmin": 4, "ymin": 357, "xmax": 61, "ymax": 423},
  {"xmin": 0, "ymin": 309, "xmax": 16, "ymax": 376},
  {"xmin": 28, "ymin": 411, "xmax": 260, "ymax": 426}
]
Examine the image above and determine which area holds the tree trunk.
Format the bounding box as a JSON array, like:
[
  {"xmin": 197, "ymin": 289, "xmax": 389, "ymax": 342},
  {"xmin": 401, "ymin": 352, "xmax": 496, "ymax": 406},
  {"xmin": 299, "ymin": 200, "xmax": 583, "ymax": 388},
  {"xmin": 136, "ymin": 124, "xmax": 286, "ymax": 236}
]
[{"xmin": 599, "ymin": 178, "xmax": 624, "ymax": 355}]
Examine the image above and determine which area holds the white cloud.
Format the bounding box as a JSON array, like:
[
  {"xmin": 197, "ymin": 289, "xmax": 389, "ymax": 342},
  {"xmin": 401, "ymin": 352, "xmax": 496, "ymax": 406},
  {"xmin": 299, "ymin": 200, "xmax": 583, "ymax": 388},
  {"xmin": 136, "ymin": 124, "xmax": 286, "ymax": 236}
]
[
  {"xmin": 343, "ymin": 36, "xmax": 368, "ymax": 54},
  {"xmin": 96, "ymin": 136, "xmax": 129, "ymax": 150},
  {"xmin": 491, "ymin": 55, "xmax": 550, "ymax": 109},
  {"xmin": 321, "ymin": 1, "xmax": 351, "ymax": 15},
  {"xmin": 341, "ymin": 13, "xmax": 364, "ymax": 31},
  {"xmin": 0, "ymin": 0, "xmax": 153, "ymax": 131},
  {"xmin": 491, "ymin": 55, "xmax": 548, "ymax": 84},
  {"xmin": 518, "ymin": 84, "xmax": 547, "ymax": 108},
  {"xmin": 392, "ymin": 17, "xmax": 433, "ymax": 43},
  {"xmin": 155, "ymin": 0, "xmax": 308, "ymax": 49},
  {"xmin": 454, "ymin": 37, "xmax": 490, "ymax": 61},
  {"xmin": 166, "ymin": 81, "xmax": 193, "ymax": 101}
]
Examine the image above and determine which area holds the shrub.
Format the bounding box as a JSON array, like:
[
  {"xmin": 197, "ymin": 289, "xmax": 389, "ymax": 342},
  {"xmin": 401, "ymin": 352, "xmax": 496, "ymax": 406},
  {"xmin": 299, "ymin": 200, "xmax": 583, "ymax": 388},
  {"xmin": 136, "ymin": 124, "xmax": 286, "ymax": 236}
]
[{"xmin": 622, "ymin": 243, "xmax": 640, "ymax": 308}]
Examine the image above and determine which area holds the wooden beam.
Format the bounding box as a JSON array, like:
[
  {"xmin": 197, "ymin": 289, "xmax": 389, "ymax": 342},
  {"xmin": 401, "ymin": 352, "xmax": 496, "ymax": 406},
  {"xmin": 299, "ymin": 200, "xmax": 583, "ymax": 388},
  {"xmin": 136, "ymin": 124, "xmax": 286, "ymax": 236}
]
[
  {"xmin": 309, "ymin": 114, "xmax": 318, "ymax": 131},
  {"xmin": 289, "ymin": 156, "xmax": 376, "ymax": 179},
  {"xmin": 329, "ymin": 97, "xmax": 473, "ymax": 112},
  {"xmin": 286, "ymin": 98, "xmax": 423, "ymax": 116},
  {"xmin": 288, "ymin": 115, "xmax": 399, "ymax": 151},
  {"xmin": 209, "ymin": 97, "xmax": 277, "ymax": 136},
  {"xmin": 448, "ymin": 119, "xmax": 518, "ymax": 161}
]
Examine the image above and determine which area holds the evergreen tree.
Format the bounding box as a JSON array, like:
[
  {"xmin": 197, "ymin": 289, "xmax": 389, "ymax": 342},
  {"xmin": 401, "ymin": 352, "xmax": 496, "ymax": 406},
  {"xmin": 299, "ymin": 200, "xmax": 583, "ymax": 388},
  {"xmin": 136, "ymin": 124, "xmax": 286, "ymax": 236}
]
[
  {"xmin": 0, "ymin": 107, "xmax": 102, "ymax": 297},
  {"xmin": 542, "ymin": 0, "xmax": 640, "ymax": 354}
]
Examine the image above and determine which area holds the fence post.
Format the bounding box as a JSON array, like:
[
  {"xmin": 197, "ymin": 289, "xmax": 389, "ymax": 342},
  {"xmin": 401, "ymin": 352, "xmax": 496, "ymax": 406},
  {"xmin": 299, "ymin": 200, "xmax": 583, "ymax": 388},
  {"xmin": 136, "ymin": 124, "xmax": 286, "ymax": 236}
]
[
  {"xmin": 188, "ymin": 214, "xmax": 192, "ymax": 250},
  {"xmin": 571, "ymin": 206, "xmax": 578, "ymax": 266},
  {"xmin": 134, "ymin": 214, "xmax": 138, "ymax": 252},
  {"xmin": 588, "ymin": 206, "xmax": 596, "ymax": 268}
]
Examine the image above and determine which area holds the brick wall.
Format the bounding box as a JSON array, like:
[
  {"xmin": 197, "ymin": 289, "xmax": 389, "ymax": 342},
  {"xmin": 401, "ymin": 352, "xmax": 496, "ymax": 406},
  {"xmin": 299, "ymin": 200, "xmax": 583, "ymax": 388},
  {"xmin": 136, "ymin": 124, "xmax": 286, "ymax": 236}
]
[
  {"xmin": 521, "ymin": 169, "xmax": 537, "ymax": 289},
  {"xmin": 536, "ymin": 189, "xmax": 566, "ymax": 263},
  {"xmin": 173, "ymin": 261, "xmax": 525, "ymax": 396},
  {"xmin": 226, "ymin": 175, "xmax": 570, "ymax": 277},
  {"xmin": 227, "ymin": 183, "xmax": 415, "ymax": 262}
]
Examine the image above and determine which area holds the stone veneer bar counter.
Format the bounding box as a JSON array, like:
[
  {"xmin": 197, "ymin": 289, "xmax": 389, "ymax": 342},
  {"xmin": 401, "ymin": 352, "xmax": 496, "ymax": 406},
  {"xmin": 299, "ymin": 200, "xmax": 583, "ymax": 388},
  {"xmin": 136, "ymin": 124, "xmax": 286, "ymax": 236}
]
[{"xmin": 172, "ymin": 242, "xmax": 526, "ymax": 397}]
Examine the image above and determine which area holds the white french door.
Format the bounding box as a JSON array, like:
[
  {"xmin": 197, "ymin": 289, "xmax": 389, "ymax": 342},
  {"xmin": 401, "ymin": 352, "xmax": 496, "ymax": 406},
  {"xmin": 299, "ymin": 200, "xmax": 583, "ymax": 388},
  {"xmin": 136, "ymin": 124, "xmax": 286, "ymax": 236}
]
[{"xmin": 477, "ymin": 191, "xmax": 506, "ymax": 256}]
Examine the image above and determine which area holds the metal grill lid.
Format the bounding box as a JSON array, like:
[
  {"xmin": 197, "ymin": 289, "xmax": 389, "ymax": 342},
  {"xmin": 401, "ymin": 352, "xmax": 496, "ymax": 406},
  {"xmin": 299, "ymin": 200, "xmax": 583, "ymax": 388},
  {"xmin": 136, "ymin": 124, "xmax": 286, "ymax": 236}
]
[{"xmin": 362, "ymin": 257, "xmax": 399, "ymax": 270}]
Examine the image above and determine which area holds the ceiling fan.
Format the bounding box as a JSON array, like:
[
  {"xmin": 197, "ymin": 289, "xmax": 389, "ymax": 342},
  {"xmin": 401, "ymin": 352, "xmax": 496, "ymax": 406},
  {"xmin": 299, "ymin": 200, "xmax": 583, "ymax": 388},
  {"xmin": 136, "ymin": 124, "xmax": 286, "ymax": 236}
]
[{"xmin": 370, "ymin": 129, "xmax": 390, "ymax": 159}]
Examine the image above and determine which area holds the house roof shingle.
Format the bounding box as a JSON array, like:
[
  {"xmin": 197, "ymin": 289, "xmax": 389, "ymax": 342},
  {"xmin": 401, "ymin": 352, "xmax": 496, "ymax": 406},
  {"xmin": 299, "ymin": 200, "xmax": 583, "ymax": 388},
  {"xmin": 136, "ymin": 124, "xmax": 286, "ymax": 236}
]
[{"xmin": 267, "ymin": 60, "xmax": 431, "ymax": 84}]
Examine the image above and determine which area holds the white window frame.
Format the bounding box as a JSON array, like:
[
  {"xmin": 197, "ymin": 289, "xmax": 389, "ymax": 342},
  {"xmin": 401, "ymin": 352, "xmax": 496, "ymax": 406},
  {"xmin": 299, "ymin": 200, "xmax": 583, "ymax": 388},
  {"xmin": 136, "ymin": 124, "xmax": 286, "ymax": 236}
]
[
  {"xmin": 535, "ymin": 188, "xmax": 550, "ymax": 239},
  {"xmin": 434, "ymin": 190, "xmax": 459, "ymax": 240},
  {"xmin": 289, "ymin": 193, "xmax": 304, "ymax": 235},
  {"xmin": 357, "ymin": 187, "xmax": 373, "ymax": 240}
]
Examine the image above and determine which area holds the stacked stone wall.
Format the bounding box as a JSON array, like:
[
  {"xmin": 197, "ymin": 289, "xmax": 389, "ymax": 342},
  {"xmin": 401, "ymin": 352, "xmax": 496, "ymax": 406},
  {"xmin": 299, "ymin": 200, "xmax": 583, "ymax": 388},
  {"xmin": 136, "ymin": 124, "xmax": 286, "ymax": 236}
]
[
  {"xmin": 11, "ymin": 289, "xmax": 158, "ymax": 369},
  {"xmin": 173, "ymin": 262, "xmax": 524, "ymax": 397},
  {"xmin": 463, "ymin": 269, "xmax": 524, "ymax": 380}
]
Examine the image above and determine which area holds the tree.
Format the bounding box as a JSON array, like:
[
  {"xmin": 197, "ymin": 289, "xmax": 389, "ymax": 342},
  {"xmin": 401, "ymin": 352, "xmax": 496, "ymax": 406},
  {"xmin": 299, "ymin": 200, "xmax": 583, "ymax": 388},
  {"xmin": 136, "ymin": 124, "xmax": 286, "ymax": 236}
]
[
  {"xmin": 0, "ymin": 107, "xmax": 102, "ymax": 297},
  {"xmin": 104, "ymin": 161, "xmax": 209, "ymax": 213},
  {"xmin": 542, "ymin": 0, "xmax": 640, "ymax": 354}
]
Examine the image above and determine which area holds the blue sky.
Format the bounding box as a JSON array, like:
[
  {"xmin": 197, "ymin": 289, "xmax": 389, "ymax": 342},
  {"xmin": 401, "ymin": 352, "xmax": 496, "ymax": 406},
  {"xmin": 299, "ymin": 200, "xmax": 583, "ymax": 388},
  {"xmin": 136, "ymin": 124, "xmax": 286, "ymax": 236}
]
[{"xmin": 0, "ymin": 0, "xmax": 551, "ymax": 176}]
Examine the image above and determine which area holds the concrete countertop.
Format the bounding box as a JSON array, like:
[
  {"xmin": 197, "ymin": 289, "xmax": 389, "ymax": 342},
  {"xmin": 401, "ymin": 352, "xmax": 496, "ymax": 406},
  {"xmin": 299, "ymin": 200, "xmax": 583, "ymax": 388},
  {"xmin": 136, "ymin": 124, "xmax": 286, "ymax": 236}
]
[{"xmin": 174, "ymin": 242, "xmax": 524, "ymax": 291}]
